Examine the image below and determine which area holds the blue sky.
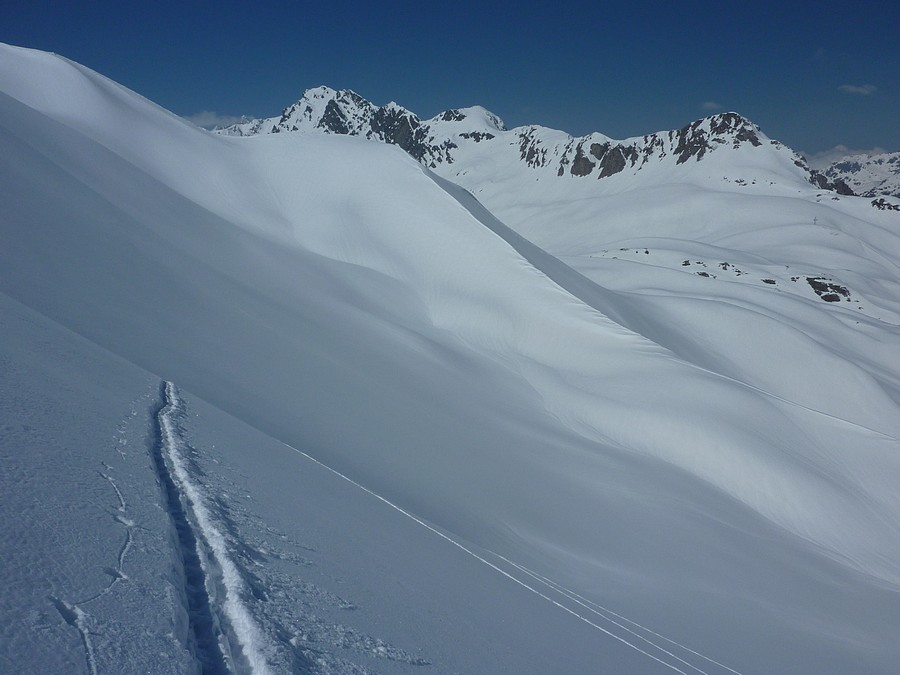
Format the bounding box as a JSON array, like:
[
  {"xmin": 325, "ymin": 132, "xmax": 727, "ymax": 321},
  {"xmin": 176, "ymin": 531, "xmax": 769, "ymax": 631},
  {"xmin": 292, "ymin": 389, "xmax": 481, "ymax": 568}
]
[{"xmin": 2, "ymin": 1, "xmax": 896, "ymax": 156}]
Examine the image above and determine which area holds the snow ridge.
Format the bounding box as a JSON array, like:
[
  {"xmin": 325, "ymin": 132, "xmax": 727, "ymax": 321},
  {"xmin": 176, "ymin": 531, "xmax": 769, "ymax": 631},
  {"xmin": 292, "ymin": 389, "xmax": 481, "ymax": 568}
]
[{"xmin": 153, "ymin": 381, "xmax": 272, "ymax": 675}]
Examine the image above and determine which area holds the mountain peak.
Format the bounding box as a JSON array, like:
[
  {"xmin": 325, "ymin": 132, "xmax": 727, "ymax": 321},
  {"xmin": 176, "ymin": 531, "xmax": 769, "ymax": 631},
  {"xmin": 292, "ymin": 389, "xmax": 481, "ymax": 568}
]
[
  {"xmin": 430, "ymin": 106, "xmax": 506, "ymax": 132},
  {"xmin": 706, "ymin": 111, "xmax": 759, "ymax": 133},
  {"xmin": 272, "ymin": 86, "xmax": 376, "ymax": 135},
  {"xmin": 669, "ymin": 111, "xmax": 764, "ymax": 163},
  {"xmin": 818, "ymin": 150, "xmax": 900, "ymax": 198}
]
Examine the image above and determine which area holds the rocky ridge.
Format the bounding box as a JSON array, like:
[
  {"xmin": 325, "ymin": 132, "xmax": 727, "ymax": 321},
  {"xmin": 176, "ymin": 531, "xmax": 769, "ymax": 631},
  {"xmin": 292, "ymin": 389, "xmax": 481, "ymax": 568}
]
[{"xmin": 218, "ymin": 87, "xmax": 853, "ymax": 193}]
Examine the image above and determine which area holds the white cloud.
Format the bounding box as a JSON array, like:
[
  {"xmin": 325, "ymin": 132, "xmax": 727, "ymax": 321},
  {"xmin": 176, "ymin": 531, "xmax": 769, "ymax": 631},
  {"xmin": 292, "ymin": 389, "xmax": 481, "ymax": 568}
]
[
  {"xmin": 183, "ymin": 111, "xmax": 249, "ymax": 129},
  {"xmin": 701, "ymin": 101, "xmax": 723, "ymax": 111},
  {"xmin": 802, "ymin": 144, "xmax": 887, "ymax": 169},
  {"xmin": 838, "ymin": 84, "xmax": 876, "ymax": 95}
]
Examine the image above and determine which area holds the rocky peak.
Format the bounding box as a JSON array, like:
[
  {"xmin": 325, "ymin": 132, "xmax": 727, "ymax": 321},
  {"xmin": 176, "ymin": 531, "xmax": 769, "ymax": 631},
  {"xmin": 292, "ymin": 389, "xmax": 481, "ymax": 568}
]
[
  {"xmin": 671, "ymin": 112, "xmax": 762, "ymax": 164},
  {"xmin": 273, "ymin": 87, "xmax": 376, "ymax": 135}
]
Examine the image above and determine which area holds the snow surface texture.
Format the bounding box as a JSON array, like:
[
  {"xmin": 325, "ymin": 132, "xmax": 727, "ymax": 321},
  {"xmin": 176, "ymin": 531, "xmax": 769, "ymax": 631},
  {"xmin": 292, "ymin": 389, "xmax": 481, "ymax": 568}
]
[{"xmin": 2, "ymin": 43, "xmax": 900, "ymax": 673}]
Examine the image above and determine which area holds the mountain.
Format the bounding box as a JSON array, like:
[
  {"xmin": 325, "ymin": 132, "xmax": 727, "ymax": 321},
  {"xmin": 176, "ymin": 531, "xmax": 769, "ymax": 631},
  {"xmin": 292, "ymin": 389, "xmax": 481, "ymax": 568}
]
[
  {"xmin": 814, "ymin": 150, "xmax": 900, "ymax": 198},
  {"xmin": 219, "ymin": 86, "xmax": 854, "ymax": 195},
  {"xmin": 3, "ymin": 43, "xmax": 900, "ymax": 674}
]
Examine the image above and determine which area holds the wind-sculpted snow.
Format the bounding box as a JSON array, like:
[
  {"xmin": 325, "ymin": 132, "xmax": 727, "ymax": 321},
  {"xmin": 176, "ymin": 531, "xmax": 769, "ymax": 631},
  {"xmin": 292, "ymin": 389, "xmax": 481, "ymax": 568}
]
[{"xmin": 2, "ymin": 43, "xmax": 900, "ymax": 673}]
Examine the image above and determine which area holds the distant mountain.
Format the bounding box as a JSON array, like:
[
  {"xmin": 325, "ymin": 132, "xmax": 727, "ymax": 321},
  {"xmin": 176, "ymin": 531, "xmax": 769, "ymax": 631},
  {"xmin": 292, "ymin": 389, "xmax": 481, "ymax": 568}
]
[
  {"xmin": 218, "ymin": 86, "xmax": 853, "ymax": 194},
  {"xmin": 815, "ymin": 150, "xmax": 900, "ymax": 198}
]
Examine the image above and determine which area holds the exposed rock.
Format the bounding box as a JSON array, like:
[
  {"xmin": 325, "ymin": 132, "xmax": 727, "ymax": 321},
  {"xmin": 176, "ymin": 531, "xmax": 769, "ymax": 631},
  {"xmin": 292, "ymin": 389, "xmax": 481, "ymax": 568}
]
[
  {"xmin": 570, "ymin": 145, "xmax": 595, "ymax": 177},
  {"xmin": 806, "ymin": 277, "xmax": 850, "ymax": 302},
  {"xmin": 809, "ymin": 170, "xmax": 855, "ymax": 195},
  {"xmin": 589, "ymin": 142, "xmax": 608, "ymax": 162},
  {"xmin": 710, "ymin": 112, "xmax": 761, "ymax": 147},
  {"xmin": 318, "ymin": 100, "xmax": 351, "ymax": 134},
  {"xmin": 598, "ymin": 146, "xmax": 628, "ymax": 178},
  {"xmin": 672, "ymin": 113, "xmax": 763, "ymax": 165},
  {"xmin": 438, "ymin": 109, "xmax": 467, "ymax": 122},
  {"xmin": 459, "ymin": 131, "xmax": 494, "ymax": 142},
  {"xmin": 872, "ymin": 198, "xmax": 900, "ymax": 211},
  {"xmin": 518, "ymin": 129, "xmax": 550, "ymax": 169},
  {"xmin": 368, "ymin": 106, "xmax": 430, "ymax": 161}
]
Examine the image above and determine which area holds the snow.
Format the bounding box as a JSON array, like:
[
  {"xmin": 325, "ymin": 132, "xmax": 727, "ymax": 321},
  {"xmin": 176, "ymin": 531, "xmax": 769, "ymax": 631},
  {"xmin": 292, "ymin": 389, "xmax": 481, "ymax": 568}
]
[
  {"xmin": 157, "ymin": 382, "xmax": 273, "ymax": 673},
  {"xmin": 0, "ymin": 294, "xmax": 196, "ymax": 674},
  {"xmin": 2, "ymin": 42, "xmax": 900, "ymax": 673},
  {"xmin": 821, "ymin": 150, "xmax": 900, "ymax": 198}
]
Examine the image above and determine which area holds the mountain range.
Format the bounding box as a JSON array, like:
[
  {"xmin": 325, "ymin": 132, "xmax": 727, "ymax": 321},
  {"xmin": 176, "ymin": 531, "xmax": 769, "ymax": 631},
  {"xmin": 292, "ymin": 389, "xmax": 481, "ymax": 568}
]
[
  {"xmin": 814, "ymin": 150, "xmax": 900, "ymax": 198},
  {"xmin": 220, "ymin": 86, "xmax": 890, "ymax": 198},
  {"xmin": 3, "ymin": 44, "xmax": 900, "ymax": 674}
]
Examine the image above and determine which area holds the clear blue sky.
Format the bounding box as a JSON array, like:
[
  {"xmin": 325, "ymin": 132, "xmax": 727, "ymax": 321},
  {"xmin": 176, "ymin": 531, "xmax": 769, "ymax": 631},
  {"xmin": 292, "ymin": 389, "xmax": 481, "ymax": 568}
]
[{"xmin": 2, "ymin": 0, "xmax": 897, "ymax": 156}]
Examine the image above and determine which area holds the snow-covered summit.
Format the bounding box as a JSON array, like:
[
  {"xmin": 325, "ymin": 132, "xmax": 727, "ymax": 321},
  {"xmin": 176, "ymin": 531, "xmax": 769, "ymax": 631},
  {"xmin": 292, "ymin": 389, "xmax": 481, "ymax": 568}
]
[
  {"xmin": 427, "ymin": 105, "xmax": 506, "ymax": 131},
  {"xmin": 220, "ymin": 85, "xmax": 373, "ymax": 136}
]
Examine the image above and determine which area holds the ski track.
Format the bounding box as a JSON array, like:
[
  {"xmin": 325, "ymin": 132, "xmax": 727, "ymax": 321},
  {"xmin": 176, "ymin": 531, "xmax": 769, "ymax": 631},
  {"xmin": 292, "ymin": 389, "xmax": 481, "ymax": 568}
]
[
  {"xmin": 47, "ymin": 375, "xmax": 737, "ymax": 674},
  {"xmin": 155, "ymin": 381, "xmax": 273, "ymax": 675},
  {"xmin": 279, "ymin": 440, "xmax": 742, "ymax": 674},
  {"xmin": 495, "ymin": 555, "xmax": 742, "ymax": 675}
]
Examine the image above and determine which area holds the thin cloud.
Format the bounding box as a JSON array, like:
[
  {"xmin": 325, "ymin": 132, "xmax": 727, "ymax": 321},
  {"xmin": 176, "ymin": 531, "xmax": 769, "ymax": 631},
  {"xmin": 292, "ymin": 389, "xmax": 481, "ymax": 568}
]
[
  {"xmin": 701, "ymin": 101, "xmax": 723, "ymax": 111},
  {"xmin": 838, "ymin": 84, "xmax": 876, "ymax": 95},
  {"xmin": 184, "ymin": 111, "xmax": 249, "ymax": 129}
]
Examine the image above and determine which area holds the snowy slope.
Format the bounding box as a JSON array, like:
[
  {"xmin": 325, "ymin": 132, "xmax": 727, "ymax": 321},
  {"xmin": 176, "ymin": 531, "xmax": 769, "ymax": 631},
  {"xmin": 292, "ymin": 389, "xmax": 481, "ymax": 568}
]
[{"xmin": 3, "ymin": 43, "xmax": 900, "ymax": 673}]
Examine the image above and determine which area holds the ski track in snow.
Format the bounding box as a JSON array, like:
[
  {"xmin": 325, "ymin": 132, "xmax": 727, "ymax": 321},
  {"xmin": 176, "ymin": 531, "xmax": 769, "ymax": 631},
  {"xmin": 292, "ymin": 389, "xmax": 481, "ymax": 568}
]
[
  {"xmin": 495, "ymin": 556, "xmax": 742, "ymax": 675},
  {"xmin": 154, "ymin": 381, "xmax": 273, "ymax": 675},
  {"xmin": 280, "ymin": 440, "xmax": 742, "ymax": 674}
]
